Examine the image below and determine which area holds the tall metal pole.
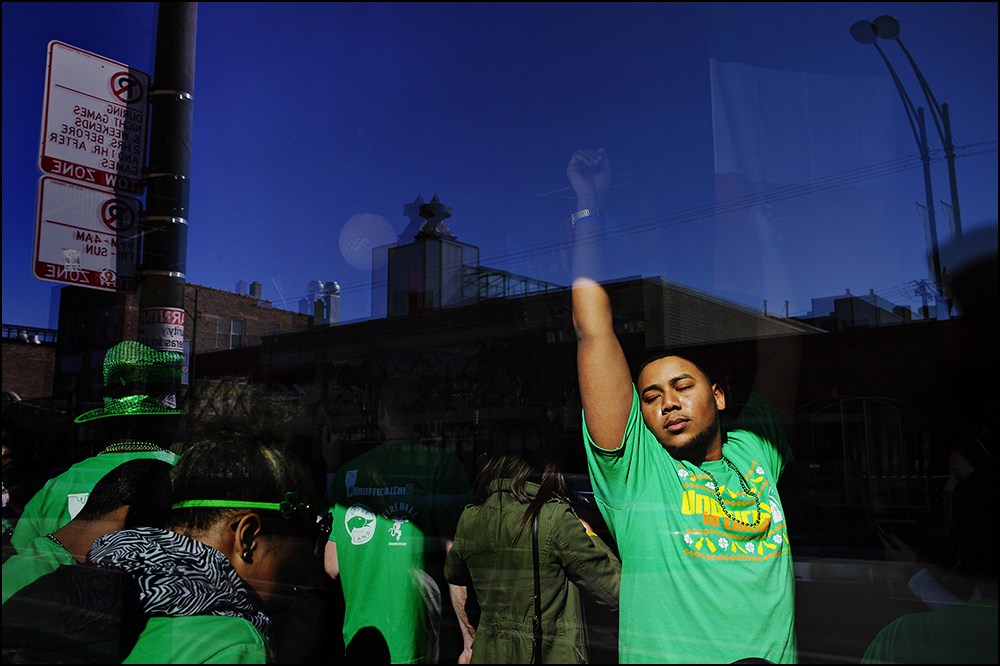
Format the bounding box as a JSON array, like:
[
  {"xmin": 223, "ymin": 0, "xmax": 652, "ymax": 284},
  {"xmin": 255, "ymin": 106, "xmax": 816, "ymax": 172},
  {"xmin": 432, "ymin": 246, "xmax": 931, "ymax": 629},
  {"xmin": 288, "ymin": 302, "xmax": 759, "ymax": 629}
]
[
  {"xmin": 916, "ymin": 108, "xmax": 942, "ymax": 286},
  {"xmin": 137, "ymin": 2, "xmax": 196, "ymax": 405},
  {"xmin": 851, "ymin": 22, "xmax": 942, "ymax": 289},
  {"xmin": 941, "ymin": 103, "xmax": 962, "ymax": 240}
]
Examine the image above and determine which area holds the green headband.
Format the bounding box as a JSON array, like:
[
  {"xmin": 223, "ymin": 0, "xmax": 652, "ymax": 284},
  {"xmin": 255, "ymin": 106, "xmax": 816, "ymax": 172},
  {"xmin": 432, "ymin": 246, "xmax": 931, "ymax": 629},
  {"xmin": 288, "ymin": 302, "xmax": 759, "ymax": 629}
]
[{"xmin": 172, "ymin": 492, "xmax": 311, "ymax": 520}]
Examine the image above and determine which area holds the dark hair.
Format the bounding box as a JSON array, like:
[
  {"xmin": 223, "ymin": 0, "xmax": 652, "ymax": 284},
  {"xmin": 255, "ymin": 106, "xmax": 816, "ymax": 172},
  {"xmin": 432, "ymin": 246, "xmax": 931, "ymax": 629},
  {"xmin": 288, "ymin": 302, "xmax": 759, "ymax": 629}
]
[
  {"xmin": 474, "ymin": 455, "xmax": 569, "ymax": 544},
  {"xmin": 169, "ymin": 440, "xmax": 319, "ymax": 539},
  {"xmin": 76, "ymin": 459, "xmax": 174, "ymax": 528},
  {"xmin": 636, "ymin": 351, "xmax": 718, "ymax": 387}
]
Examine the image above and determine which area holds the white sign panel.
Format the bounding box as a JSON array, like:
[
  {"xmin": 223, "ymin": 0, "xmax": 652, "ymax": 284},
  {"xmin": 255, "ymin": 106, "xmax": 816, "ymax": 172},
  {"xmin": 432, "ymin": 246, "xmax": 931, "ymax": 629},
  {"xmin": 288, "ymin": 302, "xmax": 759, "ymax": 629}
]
[
  {"xmin": 137, "ymin": 308, "xmax": 185, "ymax": 353},
  {"xmin": 33, "ymin": 176, "xmax": 141, "ymax": 292},
  {"xmin": 39, "ymin": 41, "xmax": 149, "ymax": 195}
]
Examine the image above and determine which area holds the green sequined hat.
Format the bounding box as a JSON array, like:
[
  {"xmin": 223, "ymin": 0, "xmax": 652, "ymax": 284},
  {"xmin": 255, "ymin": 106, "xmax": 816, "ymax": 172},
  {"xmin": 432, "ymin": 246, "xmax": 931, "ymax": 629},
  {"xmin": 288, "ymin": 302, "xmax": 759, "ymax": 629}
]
[{"xmin": 74, "ymin": 341, "xmax": 184, "ymax": 423}]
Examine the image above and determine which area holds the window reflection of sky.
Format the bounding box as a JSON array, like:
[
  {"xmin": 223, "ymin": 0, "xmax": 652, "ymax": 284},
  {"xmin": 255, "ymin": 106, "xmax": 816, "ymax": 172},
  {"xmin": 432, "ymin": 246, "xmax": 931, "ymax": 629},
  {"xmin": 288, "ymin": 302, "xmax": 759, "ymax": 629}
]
[{"xmin": 2, "ymin": 2, "xmax": 996, "ymax": 325}]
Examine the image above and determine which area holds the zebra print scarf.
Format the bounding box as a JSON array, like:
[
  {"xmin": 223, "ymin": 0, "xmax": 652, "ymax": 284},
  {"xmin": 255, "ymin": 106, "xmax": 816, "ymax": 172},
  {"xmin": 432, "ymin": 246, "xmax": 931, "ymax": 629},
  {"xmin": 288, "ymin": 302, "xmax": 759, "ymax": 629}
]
[{"xmin": 62, "ymin": 526, "xmax": 273, "ymax": 640}]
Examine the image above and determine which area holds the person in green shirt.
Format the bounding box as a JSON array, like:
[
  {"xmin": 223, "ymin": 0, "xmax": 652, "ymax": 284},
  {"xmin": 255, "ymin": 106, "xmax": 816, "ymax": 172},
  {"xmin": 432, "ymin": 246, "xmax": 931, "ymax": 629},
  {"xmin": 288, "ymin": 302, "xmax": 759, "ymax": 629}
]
[
  {"xmin": 11, "ymin": 341, "xmax": 183, "ymax": 551},
  {"xmin": 2, "ymin": 439, "xmax": 325, "ymax": 664},
  {"xmin": 862, "ymin": 463, "xmax": 998, "ymax": 664},
  {"xmin": 325, "ymin": 378, "xmax": 473, "ymax": 664},
  {"xmin": 569, "ymin": 149, "xmax": 801, "ymax": 663},
  {"xmin": 2, "ymin": 457, "xmax": 172, "ymax": 604}
]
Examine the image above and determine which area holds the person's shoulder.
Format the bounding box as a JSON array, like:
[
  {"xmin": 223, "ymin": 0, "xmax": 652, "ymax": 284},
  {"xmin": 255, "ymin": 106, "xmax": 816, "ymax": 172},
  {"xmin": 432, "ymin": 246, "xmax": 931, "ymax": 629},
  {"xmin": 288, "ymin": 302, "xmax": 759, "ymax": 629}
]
[
  {"xmin": 741, "ymin": 391, "xmax": 780, "ymax": 420},
  {"xmin": 126, "ymin": 615, "xmax": 269, "ymax": 664},
  {"xmin": 727, "ymin": 393, "xmax": 784, "ymax": 445}
]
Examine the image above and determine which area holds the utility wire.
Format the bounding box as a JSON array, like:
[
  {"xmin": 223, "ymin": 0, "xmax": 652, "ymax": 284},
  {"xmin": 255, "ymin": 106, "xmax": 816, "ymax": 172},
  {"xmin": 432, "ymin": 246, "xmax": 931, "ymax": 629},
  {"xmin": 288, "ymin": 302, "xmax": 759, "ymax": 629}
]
[{"xmin": 290, "ymin": 145, "xmax": 993, "ymax": 304}]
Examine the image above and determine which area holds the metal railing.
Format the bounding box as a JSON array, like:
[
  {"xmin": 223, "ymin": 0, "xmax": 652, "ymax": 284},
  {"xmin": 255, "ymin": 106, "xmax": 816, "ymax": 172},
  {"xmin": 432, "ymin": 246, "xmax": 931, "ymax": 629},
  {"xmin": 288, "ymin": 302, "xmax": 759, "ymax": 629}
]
[{"xmin": 1, "ymin": 324, "xmax": 58, "ymax": 344}]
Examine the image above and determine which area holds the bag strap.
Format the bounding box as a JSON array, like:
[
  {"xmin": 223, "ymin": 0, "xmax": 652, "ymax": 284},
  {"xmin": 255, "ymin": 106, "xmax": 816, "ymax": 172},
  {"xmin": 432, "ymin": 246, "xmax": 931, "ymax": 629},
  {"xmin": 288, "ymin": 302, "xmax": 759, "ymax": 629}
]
[{"xmin": 532, "ymin": 513, "xmax": 542, "ymax": 664}]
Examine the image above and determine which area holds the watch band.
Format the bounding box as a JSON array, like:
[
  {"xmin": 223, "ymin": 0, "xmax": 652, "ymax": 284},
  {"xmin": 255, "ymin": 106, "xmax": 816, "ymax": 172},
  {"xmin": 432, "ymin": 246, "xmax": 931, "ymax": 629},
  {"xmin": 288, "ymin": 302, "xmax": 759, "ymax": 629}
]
[{"xmin": 571, "ymin": 207, "xmax": 602, "ymax": 226}]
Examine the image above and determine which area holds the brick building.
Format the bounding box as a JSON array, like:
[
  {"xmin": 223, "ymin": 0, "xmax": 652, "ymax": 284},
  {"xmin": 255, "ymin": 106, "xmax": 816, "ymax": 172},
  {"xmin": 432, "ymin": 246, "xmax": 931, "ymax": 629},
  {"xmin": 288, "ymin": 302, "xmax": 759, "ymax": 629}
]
[
  {"xmin": 185, "ymin": 281, "xmax": 309, "ymax": 355},
  {"xmin": 1, "ymin": 325, "xmax": 58, "ymax": 401}
]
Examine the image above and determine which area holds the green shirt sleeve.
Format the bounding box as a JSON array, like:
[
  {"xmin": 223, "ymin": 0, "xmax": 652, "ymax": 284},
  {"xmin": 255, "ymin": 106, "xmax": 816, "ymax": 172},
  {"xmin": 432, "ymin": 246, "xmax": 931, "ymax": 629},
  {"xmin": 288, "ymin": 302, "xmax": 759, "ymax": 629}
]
[
  {"xmin": 730, "ymin": 392, "xmax": 793, "ymax": 478},
  {"xmin": 443, "ymin": 511, "xmax": 473, "ymax": 587},
  {"xmin": 582, "ymin": 386, "xmax": 652, "ymax": 511}
]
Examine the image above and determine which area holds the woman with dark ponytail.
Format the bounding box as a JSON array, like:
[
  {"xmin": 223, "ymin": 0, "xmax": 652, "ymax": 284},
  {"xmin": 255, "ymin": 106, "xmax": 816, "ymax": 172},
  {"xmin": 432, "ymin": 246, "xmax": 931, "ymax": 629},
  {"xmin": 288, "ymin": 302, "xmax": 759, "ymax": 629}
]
[{"xmin": 445, "ymin": 452, "xmax": 621, "ymax": 664}]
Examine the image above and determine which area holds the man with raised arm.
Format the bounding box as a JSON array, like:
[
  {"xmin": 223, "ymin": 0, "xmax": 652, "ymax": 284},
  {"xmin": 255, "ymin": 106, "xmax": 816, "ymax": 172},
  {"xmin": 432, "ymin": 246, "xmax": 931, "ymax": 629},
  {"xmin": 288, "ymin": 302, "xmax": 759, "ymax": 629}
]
[{"xmin": 568, "ymin": 149, "xmax": 799, "ymax": 663}]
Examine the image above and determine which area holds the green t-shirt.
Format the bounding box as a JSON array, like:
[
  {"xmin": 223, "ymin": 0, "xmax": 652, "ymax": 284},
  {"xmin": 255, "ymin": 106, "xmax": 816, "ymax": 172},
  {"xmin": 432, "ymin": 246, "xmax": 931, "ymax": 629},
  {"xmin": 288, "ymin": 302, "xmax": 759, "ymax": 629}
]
[
  {"xmin": 329, "ymin": 440, "xmax": 472, "ymax": 664},
  {"xmin": 1, "ymin": 535, "xmax": 75, "ymax": 604},
  {"xmin": 861, "ymin": 598, "xmax": 998, "ymax": 664},
  {"xmin": 583, "ymin": 389, "xmax": 796, "ymax": 664},
  {"xmin": 11, "ymin": 448, "xmax": 176, "ymax": 551},
  {"xmin": 124, "ymin": 615, "xmax": 272, "ymax": 664}
]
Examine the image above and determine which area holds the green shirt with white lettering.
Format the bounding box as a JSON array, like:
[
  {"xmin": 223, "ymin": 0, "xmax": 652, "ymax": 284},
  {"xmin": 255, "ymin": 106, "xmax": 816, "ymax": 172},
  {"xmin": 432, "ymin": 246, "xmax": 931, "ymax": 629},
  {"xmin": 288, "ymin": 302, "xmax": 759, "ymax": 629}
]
[{"xmin": 330, "ymin": 440, "xmax": 472, "ymax": 664}]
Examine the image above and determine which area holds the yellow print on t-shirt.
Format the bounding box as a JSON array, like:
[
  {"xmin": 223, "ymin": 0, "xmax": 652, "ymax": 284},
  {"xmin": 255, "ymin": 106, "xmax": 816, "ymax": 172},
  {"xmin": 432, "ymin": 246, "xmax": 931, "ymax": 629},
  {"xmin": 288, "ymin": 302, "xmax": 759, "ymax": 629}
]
[{"xmin": 676, "ymin": 461, "xmax": 789, "ymax": 562}]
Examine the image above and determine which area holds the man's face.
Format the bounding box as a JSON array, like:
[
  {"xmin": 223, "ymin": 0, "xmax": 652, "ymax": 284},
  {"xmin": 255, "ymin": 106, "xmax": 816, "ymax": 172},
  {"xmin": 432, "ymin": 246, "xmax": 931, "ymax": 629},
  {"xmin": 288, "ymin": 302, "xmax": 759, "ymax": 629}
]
[{"xmin": 637, "ymin": 356, "xmax": 726, "ymax": 460}]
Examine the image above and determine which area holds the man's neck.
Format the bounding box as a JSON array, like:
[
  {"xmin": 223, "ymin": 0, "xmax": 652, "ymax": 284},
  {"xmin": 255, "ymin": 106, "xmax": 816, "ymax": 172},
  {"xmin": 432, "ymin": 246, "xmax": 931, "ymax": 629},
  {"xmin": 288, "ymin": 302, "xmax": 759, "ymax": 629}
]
[
  {"xmin": 703, "ymin": 439, "xmax": 724, "ymax": 462},
  {"xmin": 51, "ymin": 507, "xmax": 129, "ymax": 563}
]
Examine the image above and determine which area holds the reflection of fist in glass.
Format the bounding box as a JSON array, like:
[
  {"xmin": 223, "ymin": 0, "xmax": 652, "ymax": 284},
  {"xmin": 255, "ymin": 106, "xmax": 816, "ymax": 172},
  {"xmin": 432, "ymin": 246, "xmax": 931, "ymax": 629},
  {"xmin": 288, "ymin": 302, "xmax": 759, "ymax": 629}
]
[
  {"xmin": 747, "ymin": 203, "xmax": 781, "ymax": 240},
  {"xmin": 879, "ymin": 531, "xmax": 922, "ymax": 581},
  {"xmin": 567, "ymin": 148, "xmax": 611, "ymax": 210},
  {"xmin": 880, "ymin": 531, "xmax": 919, "ymax": 563}
]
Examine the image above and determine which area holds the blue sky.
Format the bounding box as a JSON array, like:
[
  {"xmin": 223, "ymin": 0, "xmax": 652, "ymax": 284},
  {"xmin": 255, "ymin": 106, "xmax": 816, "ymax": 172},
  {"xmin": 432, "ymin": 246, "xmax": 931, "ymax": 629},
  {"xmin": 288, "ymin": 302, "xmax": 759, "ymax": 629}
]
[{"xmin": 3, "ymin": 2, "xmax": 997, "ymax": 328}]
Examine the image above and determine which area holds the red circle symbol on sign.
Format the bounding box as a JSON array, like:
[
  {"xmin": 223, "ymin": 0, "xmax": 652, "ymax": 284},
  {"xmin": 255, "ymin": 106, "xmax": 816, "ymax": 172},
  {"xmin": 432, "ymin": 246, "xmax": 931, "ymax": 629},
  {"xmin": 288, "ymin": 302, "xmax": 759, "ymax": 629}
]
[
  {"xmin": 111, "ymin": 71, "xmax": 144, "ymax": 104},
  {"xmin": 101, "ymin": 199, "xmax": 135, "ymax": 232}
]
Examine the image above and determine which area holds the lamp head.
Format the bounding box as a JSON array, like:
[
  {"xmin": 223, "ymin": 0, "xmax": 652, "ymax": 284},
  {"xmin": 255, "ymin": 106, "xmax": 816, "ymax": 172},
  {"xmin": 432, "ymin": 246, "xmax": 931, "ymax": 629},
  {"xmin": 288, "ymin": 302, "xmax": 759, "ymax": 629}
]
[
  {"xmin": 873, "ymin": 15, "xmax": 901, "ymax": 40},
  {"xmin": 850, "ymin": 20, "xmax": 877, "ymax": 45}
]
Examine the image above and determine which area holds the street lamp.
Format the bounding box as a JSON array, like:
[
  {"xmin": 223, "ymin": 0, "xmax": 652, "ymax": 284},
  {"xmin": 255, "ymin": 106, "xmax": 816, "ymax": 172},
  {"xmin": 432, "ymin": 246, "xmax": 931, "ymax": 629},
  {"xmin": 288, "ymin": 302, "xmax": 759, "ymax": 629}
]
[
  {"xmin": 851, "ymin": 16, "xmax": 963, "ymax": 299},
  {"xmin": 871, "ymin": 16, "xmax": 962, "ymax": 242}
]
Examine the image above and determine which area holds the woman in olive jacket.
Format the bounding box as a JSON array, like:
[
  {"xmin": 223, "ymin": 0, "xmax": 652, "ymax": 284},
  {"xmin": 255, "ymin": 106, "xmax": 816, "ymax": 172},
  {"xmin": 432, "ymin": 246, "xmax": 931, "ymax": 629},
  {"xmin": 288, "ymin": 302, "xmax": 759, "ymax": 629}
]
[{"xmin": 445, "ymin": 455, "xmax": 621, "ymax": 664}]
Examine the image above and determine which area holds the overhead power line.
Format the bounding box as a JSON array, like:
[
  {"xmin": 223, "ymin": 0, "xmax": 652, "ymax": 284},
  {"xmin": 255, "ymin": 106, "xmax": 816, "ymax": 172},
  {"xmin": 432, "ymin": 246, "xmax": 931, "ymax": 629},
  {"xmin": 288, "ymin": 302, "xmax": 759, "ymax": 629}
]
[{"xmin": 307, "ymin": 144, "xmax": 995, "ymax": 303}]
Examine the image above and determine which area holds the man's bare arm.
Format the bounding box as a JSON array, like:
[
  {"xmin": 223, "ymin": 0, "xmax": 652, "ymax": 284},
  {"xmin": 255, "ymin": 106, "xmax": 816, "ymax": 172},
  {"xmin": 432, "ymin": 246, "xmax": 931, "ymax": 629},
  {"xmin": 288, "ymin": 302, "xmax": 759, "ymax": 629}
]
[
  {"xmin": 569, "ymin": 149, "xmax": 634, "ymax": 451},
  {"xmin": 324, "ymin": 539, "xmax": 339, "ymax": 580}
]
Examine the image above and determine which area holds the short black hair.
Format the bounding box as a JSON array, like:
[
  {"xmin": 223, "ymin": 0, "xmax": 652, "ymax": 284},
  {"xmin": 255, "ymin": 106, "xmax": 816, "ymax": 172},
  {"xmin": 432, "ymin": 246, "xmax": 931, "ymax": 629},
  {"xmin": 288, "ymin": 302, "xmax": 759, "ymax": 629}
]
[
  {"xmin": 76, "ymin": 459, "xmax": 173, "ymax": 528},
  {"xmin": 635, "ymin": 351, "xmax": 719, "ymax": 388},
  {"xmin": 168, "ymin": 439, "xmax": 319, "ymax": 539}
]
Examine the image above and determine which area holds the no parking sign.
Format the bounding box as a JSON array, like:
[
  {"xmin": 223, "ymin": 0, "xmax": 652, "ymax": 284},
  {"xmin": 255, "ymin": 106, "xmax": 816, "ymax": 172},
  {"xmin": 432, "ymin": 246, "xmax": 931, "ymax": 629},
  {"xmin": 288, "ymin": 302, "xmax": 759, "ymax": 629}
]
[{"xmin": 38, "ymin": 41, "xmax": 150, "ymax": 195}]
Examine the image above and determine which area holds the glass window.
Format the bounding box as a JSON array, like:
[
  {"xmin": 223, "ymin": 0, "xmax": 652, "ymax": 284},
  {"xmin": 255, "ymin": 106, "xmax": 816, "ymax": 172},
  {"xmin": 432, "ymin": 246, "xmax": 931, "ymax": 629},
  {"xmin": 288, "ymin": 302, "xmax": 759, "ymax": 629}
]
[
  {"xmin": 2, "ymin": 4, "xmax": 996, "ymax": 664},
  {"xmin": 230, "ymin": 318, "xmax": 244, "ymax": 349}
]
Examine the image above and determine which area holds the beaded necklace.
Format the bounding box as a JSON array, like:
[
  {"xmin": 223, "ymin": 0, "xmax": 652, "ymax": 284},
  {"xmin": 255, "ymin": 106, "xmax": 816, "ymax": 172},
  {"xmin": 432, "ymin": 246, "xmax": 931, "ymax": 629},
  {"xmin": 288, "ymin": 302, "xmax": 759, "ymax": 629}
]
[
  {"xmin": 99, "ymin": 441, "xmax": 164, "ymax": 455},
  {"xmin": 697, "ymin": 455, "xmax": 762, "ymax": 528},
  {"xmin": 45, "ymin": 533, "xmax": 66, "ymax": 549}
]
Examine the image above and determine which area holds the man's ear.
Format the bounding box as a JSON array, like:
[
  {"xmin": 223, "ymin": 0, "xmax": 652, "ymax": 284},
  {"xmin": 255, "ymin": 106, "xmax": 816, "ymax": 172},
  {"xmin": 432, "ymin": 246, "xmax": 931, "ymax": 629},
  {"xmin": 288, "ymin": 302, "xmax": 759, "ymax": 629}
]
[
  {"xmin": 713, "ymin": 384, "xmax": 726, "ymax": 411},
  {"xmin": 233, "ymin": 513, "xmax": 262, "ymax": 564}
]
